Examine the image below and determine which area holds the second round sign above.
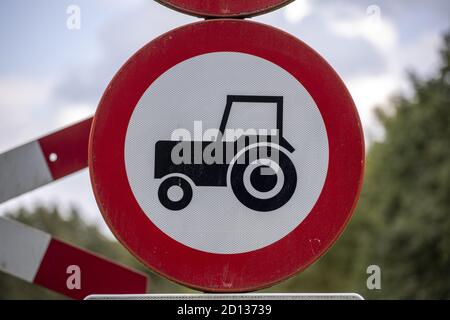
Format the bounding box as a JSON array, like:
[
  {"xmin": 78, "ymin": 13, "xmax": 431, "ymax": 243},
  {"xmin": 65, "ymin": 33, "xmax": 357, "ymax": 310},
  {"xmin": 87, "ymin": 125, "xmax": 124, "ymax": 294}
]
[{"xmin": 156, "ymin": 0, "xmax": 294, "ymax": 18}]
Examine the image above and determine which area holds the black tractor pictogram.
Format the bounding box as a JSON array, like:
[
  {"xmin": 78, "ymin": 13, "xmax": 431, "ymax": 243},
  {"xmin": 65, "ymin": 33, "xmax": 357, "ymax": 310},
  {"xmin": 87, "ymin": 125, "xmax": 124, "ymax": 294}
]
[{"xmin": 155, "ymin": 95, "xmax": 297, "ymax": 212}]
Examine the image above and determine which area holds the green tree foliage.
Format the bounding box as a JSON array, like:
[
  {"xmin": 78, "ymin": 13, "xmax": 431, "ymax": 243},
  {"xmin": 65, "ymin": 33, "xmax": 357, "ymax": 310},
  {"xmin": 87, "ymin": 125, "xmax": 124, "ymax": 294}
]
[
  {"xmin": 363, "ymin": 33, "xmax": 450, "ymax": 299},
  {"xmin": 269, "ymin": 33, "xmax": 450, "ymax": 299}
]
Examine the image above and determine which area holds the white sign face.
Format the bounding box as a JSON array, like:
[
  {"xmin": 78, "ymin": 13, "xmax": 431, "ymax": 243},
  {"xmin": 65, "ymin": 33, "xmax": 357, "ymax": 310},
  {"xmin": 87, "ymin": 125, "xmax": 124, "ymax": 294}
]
[{"xmin": 124, "ymin": 52, "xmax": 329, "ymax": 254}]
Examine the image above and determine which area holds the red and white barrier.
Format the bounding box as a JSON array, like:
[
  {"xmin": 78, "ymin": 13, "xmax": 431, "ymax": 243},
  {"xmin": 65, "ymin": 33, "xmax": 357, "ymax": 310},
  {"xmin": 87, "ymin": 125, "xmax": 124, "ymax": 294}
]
[
  {"xmin": 0, "ymin": 118, "xmax": 92, "ymax": 204},
  {"xmin": 0, "ymin": 216, "xmax": 148, "ymax": 299}
]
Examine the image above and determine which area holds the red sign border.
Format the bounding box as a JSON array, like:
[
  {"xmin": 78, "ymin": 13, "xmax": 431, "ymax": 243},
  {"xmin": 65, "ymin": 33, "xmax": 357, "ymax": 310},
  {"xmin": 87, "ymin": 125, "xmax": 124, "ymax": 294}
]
[
  {"xmin": 89, "ymin": 19, "xmax": 365, "ymax": 292},
  {"xmin": 156, "ymin": 0, "xmax": 294, "ymax": 18}
]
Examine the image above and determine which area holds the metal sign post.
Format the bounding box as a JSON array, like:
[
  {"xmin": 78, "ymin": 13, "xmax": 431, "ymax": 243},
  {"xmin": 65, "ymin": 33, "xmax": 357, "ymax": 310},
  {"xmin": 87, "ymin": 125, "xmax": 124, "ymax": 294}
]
[{"xmin": 85, "ymin": 293, "xmax": 364, "ymax": 300}]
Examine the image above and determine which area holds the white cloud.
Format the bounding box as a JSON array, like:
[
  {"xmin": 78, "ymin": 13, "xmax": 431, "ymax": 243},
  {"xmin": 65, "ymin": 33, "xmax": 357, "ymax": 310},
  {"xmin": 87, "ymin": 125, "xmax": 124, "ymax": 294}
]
[
  {"xmin": 284, "ymin": 0, "xmax": 312, "ymax": 23},
  {"xmin": 328, "ymin": 7, "xmax": 397, "ymax": 52},
  {"xmin": 55, "ymin": 103, "xmax": 94, "ymax": 127},
  {"xmin": 388, "ymin": 31, "xmax": 442, "ymax": 78},
  {"xmin": 0, "ymin": 76, "xmax": 53, "ymax": 110},
  {"xmin": 348, "ymin": 74, "xmax": 399, "ymax": 118},
  {"xmin": 0, "ymin": 76, "xmax": 56, "ymax": 152},
  {"xmin": 95, "ymin": 0, "xmax": 148, "ymax": 13}
]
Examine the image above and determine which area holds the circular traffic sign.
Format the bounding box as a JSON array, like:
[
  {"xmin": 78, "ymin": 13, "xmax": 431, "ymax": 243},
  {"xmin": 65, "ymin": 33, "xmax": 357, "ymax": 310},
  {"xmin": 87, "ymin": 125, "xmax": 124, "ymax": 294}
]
[
  {"xmin": 155, "ymin": 0, "xmax": 294, "ymax": 18},
  {"xmin": 89, "ymin": 19, "xmax": 364, "ymax": 292}
]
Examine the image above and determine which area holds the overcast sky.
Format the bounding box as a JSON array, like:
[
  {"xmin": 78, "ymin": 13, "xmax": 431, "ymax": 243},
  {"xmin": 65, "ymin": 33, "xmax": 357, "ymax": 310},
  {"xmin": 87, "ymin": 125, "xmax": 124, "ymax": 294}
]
[{"xmin": 0, "ymin": 0, "xmax": 449, "ymax": 232}]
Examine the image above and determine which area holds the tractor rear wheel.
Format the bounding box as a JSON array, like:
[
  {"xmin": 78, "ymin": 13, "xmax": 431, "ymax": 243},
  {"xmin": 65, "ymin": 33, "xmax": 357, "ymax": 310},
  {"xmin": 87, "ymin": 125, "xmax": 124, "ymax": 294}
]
[{"xmin": 230, "ymin": 147, "xmax": 297, "ymax": 212}]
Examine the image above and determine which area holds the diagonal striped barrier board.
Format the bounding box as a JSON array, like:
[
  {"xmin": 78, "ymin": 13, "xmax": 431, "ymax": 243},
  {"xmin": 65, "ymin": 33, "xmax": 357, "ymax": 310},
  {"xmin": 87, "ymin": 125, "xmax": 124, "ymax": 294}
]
[
  {"xmin": 0, "ymin": 216, "xmax": 148, "ymax": 299},
  {"xmin": 0, "ymin": 118, "xmax": 92, "ymax": 204}
]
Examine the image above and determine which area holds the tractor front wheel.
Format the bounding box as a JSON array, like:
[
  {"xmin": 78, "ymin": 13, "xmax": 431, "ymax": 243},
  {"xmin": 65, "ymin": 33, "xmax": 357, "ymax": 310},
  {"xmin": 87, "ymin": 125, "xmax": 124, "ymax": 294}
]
[{"xmin": 158, "ymin": 176, "xmax": 193, "ymax": 211}]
